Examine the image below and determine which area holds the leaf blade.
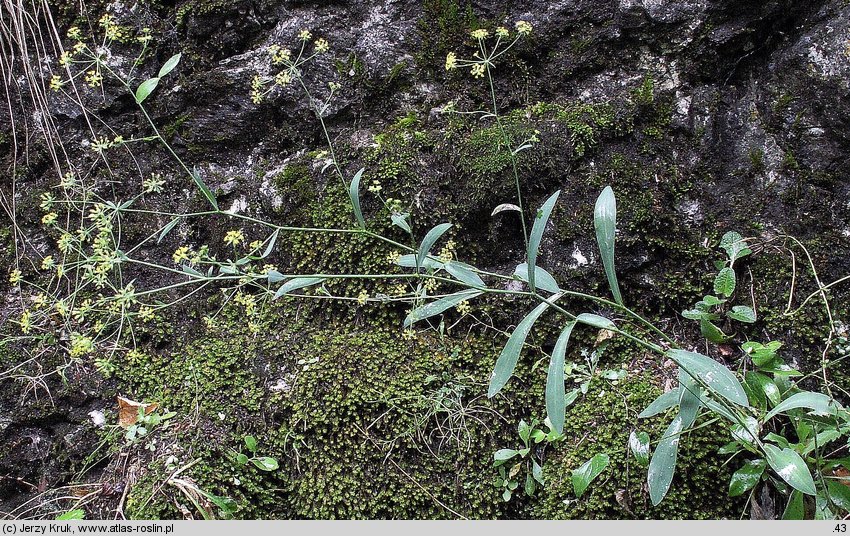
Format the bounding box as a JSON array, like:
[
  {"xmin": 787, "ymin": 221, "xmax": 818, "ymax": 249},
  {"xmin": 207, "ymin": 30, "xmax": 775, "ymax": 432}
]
[
  {"xmin": 594, "ymin": 186, "xmax": 623, "ymax": 305},
  {"xmin": 546, "ymin": 322, "xmax": 576, "ymax": 434},
  {"xmin": 527, "ymin": 191, "xmax": 560, "ymax": 292}
]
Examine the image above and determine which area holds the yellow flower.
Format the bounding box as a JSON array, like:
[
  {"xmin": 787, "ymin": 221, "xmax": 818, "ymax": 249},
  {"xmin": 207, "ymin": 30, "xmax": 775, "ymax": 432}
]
[
  {"xmin": 314, "ymin": 38, "xmax": 329, "ymax": 53},
  {"xmin": 471, "ymin": 29, "xmax": 489, "ymax": 40},
  {"xmin": 138, "ymin": 306, "xmax": 155, "ymax": 322},
  {"xmin": 67, "ymin": 26, "xmax": 82, "ymax": 40},
  {"xmin": 9, "ymin": 269, "xmax": 22, "ymax": 285},
  {"xmin": 249, "ymin": 240, "xmax": 263, "ymax": 251},
  {"xmin": 274, "ymin": 70, "xmax": 292, "ymax": 87},
  {"xmin": 49, "ymin": 75, "xmax": 63, "ymax": 91},
  {"xmin": 69, "ymin": 333, "xmax": 94, "ymax": 357},
  {"xmin": 270, "ymin": 47, "xmax": 292, "ymax": 65},
  {"xmin": 20, "ymin": 310, "xmax": 32, "ymax": 334},
  {"xmin": 172, "ymin": 246, "xmax": 192, "ymax": 264},
  {"xmin": 456, "ymin": 300, "xmax": 471, "ymax": 315},
  {"xmin": 298, "ymin": 29, "xmax": 312, "ymax": 41},
  {"xmin": 73, "ymin": 42, "xmax": 86, "ymax": 55},
  {"xmin": 85, "ymin": 70, "xmax": 102, "ymax": 87},
  {"xmin": 402, "ymin": 329, "xmax": 416, "ymax": 341},
  {"xmin": 58, "ymin": 51, "xmax": 72, "ymax": 67},
  {"xmin": 356, "ymin": 290, "xmax": 368, "ymax": 305},
  {"xmin": 515, "ymin": 20, "xmax": 532, "ymax": 35},
  {"xmin": 496, "ymin": 26, "xmax": 509, "ymax": 38},
  {"xmin": 445, "ymin": 52, "xmax": 458, "ymax": 71},
  {"xmin": 470, "ymin": 64, "xmax": 485, "ymax": 78},
  {"xmin": 224, "ymin": 229, "xmax": 245, "ymax": 247},
  {"xmin": 41, "ymin": 256, "xmax": 55, "ymax": 270},
  {"xmin": 41, "ymin": 212, "xmax": 58, "ymax": 226},
  {"xmin": 32, "ymin": 293, "xmax": 47, "ymax": 308},
  {"xmin": 368, "ymin": 180, "xmax": 382, "ymax": 193},
  {"xmin": 55, "ymin": 264, "xmax": 65, "ymax": 279},
  {"xmin": 386, "ymin": 251, "xmax": 401, "ymax": 265}
]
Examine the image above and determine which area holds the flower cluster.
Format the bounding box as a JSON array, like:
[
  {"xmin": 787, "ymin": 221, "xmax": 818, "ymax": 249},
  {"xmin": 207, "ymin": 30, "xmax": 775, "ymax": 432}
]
[
  {"xmin": 444, "ymin": 21, "xmax": 533, "ymax": 79},
  {"xmin": 250, "ymin": 30, "xmax": 332, "ymax": 105}
]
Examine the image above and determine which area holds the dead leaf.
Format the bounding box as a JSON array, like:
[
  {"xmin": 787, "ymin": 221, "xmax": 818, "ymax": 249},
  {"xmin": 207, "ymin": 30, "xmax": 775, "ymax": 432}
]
[
  {"xmin": 117, "ymin": 396, "xmax": 158, "ymax": 428},
  {"xmin": 595, "ymin": 329, "xmax": 615, "ymax": 346}
]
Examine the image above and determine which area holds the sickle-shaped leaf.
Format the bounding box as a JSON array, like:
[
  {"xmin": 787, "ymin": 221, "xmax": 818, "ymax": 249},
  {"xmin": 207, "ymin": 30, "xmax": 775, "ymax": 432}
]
[
  {"xmin": 417, "ymin": 223, "xmax": 452, "ymax": 270},
  {"xmin": 135, "ymin": 77, "xmax": 160, "ymax": 104},
  {"xmin": 639, "ymin": 389, "xmax": 680, "ymax": 418},
  {"xmin": 260, "ymin": 229, "xmax": 280, "ymax": 259},
  {"xmin": 445, "ymin": 261, "xmax": 486, "ymax": 288},
  {"xmin": 666, "ymin": 349, "xmax": 748, "ymax": 407},
  {"xmin": 404, "ymin": 289, "xmax": 482, "ymax": 328},
  {"xmin": 514, "ymin": 262, "xmax": 560, "ymax": 294},
  {"xmin": 273, "ymin": 277, "xmax": 325, "ymax": 299},
  {"xmin": 527, "ymin": 191, "xmax": 560, "ymax": 292},
  {"xmin": 191, "ymin": 167, "xmax": 218, "ymax": 210},
  {"xmin": 572, "ymin": 453, "xmax": 610, "ymax": 498},
  {"xmin": 764, "ymin": 391, "xmax": 842, "ymax": 422},
  {"xmin": 546, "ymin": 322, "xmax": 576, "ymax": 434},
  {"xmin": 764, "ymin": 444, "xmax": 816, "ymax": 495},
  {"xmin": 648, "ymin": 414, "xmax": 683, "ymax": 505},
  {"xmin": 488, "ymin": 293, "xmax": 562, "ymax": 397},
  {"xmin": 349, "ymin": 168, "xmax": 365, "ymax": 229},
  {"xmin": 491, "ymin": 203, "xmax": 522, "ymax": 216},
  {"xmin": 157, "ymin": 217, "xmax": 180, "ymax": 244},
  {"xmin": 158, "ymin": 53, "xmax": 182, "ymax": 78},
  {"xmin": 594, "ymin": 186, "xmax": 623, "ymax": 305}
]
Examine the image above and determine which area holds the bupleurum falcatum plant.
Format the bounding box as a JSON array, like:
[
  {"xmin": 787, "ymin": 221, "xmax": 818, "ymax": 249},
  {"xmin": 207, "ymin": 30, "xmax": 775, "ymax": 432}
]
[{"xmin": 5, "ymin": 13, "xmax": 850, "ymax": 520}]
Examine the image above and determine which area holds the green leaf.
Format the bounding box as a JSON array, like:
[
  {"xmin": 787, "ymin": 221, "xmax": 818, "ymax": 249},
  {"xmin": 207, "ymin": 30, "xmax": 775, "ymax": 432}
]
[
  {"xmin": 648, "ymin": 414, "xmax": 683, "ymax": 506},
  {"xmin": 532, "ymin": 460, "xmax": 544, "ymax": 485},
  {"xmin": 681, "ymin": 308, "xmax": 719, "ymax": 321},
  {"xmin": 764, "ymin": 391, "xmax": 842, "ymax": 421},
  {"xmin": 524, "ymin": 473, "xmax": 536, "ymax": 497},
  {"xmin": 56, "ymin": 510, "xmax": 85, "ymax": 520},
  {"xmin": 157, "ymin": 217, "xmax": 180, "ymax": 244},
  {"xmin": 666, "ymin": 349, "xmax": 748, "ymax": 407},
  {"xmin": 546, "ymin": 322, "xmax": 576, "ymax": 434},
  {"xmin": 594, "ymin": 186, "xmax": 623, "ymax": 305},
  {"xmin": 404, "ymin": 289, "xmax": 483, "ymax": 328},
  {"xmin": 745, "ymin": 371, "xmax": 780, "ymax": 407},
  {"xmin": 191, "ymin": 166, "xmax": 218, "ymax": 210},
  {"xmin": 827, "ymin": 480, "xmax": 850, "ymax": 512},
  {"xmin": 700, "ymin": 319, "xmax": 731, "ymax": 344},
  {"xmin": 720, "ymin": 231, "xmax": 752, "ymax": 265},
  {"xmin": 417, "ymin": 223, "xmax": 452, "ymax": 270},
  {"xmin": 135, "ymin": 77, "xmax": 160, "ymax": 103},
  {"xmin": 782, "ymin": 490, "xmax": 805, "ymax": 520},
  {"xmin": 444, "ymin": 261, "xmax": 486, "ymax": 288},
  {"xmin": 494, "ymin": 448, "xmax": 519, "ymax": 463},
  {"xmin": 349, "ymin": 168, "xmax": 365, "ymax": 228},
  {"xmin": 391, "ymin": 213, "xmax": 411, "ymax": 233},
  {"xmin": 244, "ymin": 435, "xmax": 258, "ymax": 453},
  {"xmin": 629, "ymin": 431, "xmax": 650, "ymax": 467},
  {"xmin": 639, "ymin": 389, "xmax": 680, "ymax": 418},
  {"xmin": 488, "ymin": 294, "xmax": 562, "ymax": 397},
  {"xmin": 265, "ymin": 270, "xmax": 285, "ymax": 283},
  {"xmin": 236, "ymin": 453, "xmax": 249, "ymax": 465},
  {"xmin": 678, "ymin": 370, "xmax": 702, "ymax": 428},
  {"xmin": 527, "ymin": 191, "xmax": 560, "ymax": 292},
  {"xmin": 513, "ymin": 262, "xmax": 561, "ymax": 294},
  {"xmin": 728, "ymin": 459, "xmax": 766, "ymax": 497},
  {"xmin": 251, "ymin": 457, "xmax": 279, "ymax": 471},
  {"xmin": 714, "ymin": 267, "xmax": 736, "ymax": 297},
  {"xmin": 575, "ymin": 313, "xmax": 615, "ymax": 330},
  {"xmin": 158, "ymin": 53, "xmax": 182, "ymax": 78},
  {"xmin": 260, "ymin": 229, "xmax": 279, "ymax": 259},
  {"xmin": 727, "ymin": 305, "xmax": 756, "ymax": 323},
  {"xmin": 572, "ymin": 453, "xmax": 610, "ymax": 498},
  {"xmin": 273, "ymin": 277, "xmax": 325, "ymax": 299},
  {"xmin": 764, "ymin": 444, "xmax": 816, "ymax": 495},
  {"xmin": 396, "ymin": 253, "xmax": 442, "ymax": 271}
]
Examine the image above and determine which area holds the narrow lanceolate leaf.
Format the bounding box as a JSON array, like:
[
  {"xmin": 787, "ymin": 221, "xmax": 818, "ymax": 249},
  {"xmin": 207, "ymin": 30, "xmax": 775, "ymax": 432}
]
[
  {"xmin": 572, "ymin": 453, "xmax": 610, "ymax": 498},
  {"xmin": 764, "ymin": 391, "xmax": 842, "ymax": 421},
  {"xmin": 417, "ymin": 223, "xmax": 452, "ymax": 270},
  {"xmin": 764, "ymin": 444, "xmax": 816, "ymax": 495},
  {"xmin": 158, "ymin": 217, "xmax": 180, "ymax": 244},
  {"xmin": 728, "ymin": 459, "xmax": 766, "ymax": 497},
  {"xmin": 135, "ymin": 77, "xmax": 160, "ymax": 103},
  {"xmin": 714, "ymin": 267, "xmax": 736, "ymax": 297},
  {"xmin": 391, "ymin": 213, "xmax": 412, "ymax": 234},
  {"xmin": 349, "ymin": 168, "xmax": 365, "ymax": 228},
  {"xmin": 576, "ymin": 313, "xmax": 615, "ymax": 330},
  {"xmin": 404, "ymin": 289, "xmax": 482, "ymax": 328},
  {"xmin": 273, "ymin": 277, "xmax": 325, "ymax": 299},
  {"xmin": 594, "ymin": 186, "xmax": 623, "ymax": 305},
  {"xmin": 260, "ymin": 229, "xmax": 280, "ymax": 259},
  {"xmin": 648, "ymin": 414, "xmax": 683, "ymax": 506},
  {"xmin": 678, "ymin": 370, "xmax": 702, "ymax": 428},
  {"xmin": 514, "ymin": 263, "xmax": 560, "ymax": 294},
  {"xmin": 666, "ymin": 349, "xmax": 748, "ymax": 407},
  {"xmin": 445, "ymin": 261, "xmax": 486, "ymax": 288},
  {"xmin": 546, "ymin": 322, "xmax": 576, "ymax": 434},
  {"xmin": 639, "ymin": 389, "xmax": 680, "ymax": 418},
  {"xmin": 158, "ymin": 53, "xmax": 182, "ymax": 78},
  {"xmin": 629, "ymin": 431, "xmax": 651, "ymax": 467},
  {"xmin": 265, "ymin": 270, "xmax": 285, "ymax": 284},
  {"xmin": 395, "ymin": 253, "xmax": 442, "ymax": 271},
  {"xmin": 488, "ymin": 294, "xmax": 562, "ymax": 398},
  {"xmin": 527, "ymin": 190, "xmax": 560, "ymax": 292},
  {"xmin": 191, "ymin": 167, "xmax": 218, "ymax": 210},
  {"xmin": 727, "ymin": 305, "xmax": 756, "ymax": 323}
]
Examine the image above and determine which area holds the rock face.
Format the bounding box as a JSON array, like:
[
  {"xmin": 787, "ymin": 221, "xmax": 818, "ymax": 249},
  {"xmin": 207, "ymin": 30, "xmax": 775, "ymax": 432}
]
[{"xmin": 1, "ymin": 0, "xmax": 849, "ymax": 519}]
